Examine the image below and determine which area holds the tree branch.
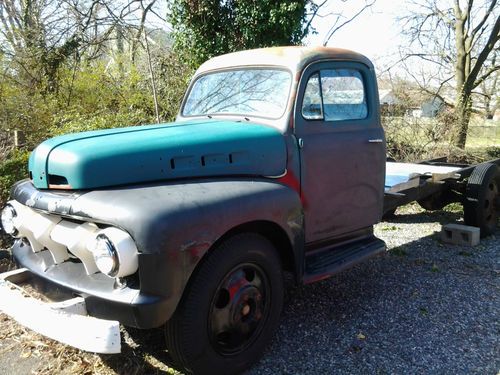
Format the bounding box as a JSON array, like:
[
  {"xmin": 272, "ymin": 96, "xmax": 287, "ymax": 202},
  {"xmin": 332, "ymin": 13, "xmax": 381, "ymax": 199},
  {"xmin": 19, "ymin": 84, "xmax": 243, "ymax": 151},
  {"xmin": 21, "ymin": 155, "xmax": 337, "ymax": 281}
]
[
  {"xmin": 322, "ymin": 0, "xmax": 376, "ymax": 46},
  {"xmin": 470, "ymin": 0, "xmax": 497, "ymax": 40},
  {"xmin": 467, "ymin": 15, "xmax": 500, "ymax": 89},
  {"xmin": 473, "ymin": 64, "xmax": 500, "ymax": 88},
  {"xmin": 302, "ymin": 0, "xmax": 328, "ymax": 39}
]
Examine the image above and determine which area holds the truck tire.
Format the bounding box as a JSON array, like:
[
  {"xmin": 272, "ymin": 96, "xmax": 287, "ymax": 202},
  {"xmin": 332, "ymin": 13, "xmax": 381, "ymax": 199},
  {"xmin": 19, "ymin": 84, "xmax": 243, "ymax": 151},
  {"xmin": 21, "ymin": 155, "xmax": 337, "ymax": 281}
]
[
  {"xmin": 165, "ymin": 233, "xmax": 284, "ymax": 375},
  {"xmin": 463, "ymin": 163, "xmax": 499, "ymax": 237}
]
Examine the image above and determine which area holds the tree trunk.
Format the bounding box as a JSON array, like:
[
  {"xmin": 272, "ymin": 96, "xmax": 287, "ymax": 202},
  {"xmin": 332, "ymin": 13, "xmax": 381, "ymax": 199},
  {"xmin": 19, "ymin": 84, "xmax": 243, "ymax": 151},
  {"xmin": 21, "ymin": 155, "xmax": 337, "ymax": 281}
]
[
  {"xmin": 484, "ymin": 96, "xmax": 493, "ymax": 119},
  {"xmin": 454, "ymin": 93, "xmax": 472, "ymax": 149}
]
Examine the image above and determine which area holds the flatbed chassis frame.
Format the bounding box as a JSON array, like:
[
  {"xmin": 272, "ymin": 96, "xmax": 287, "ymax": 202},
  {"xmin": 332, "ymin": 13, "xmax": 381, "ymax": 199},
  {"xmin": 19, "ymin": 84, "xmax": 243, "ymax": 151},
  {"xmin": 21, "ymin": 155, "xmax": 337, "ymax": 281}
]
[{"xmin": 383, "ymin": 157, "xmax": 500, "ymax": 215}]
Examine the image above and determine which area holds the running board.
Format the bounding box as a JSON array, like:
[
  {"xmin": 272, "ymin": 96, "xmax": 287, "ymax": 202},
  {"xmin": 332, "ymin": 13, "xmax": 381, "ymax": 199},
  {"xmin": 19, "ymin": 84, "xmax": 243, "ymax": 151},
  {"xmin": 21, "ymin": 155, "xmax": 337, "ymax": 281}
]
[{"xmin": 304, "ymin": 236, "xmax": 386, "ymax": 284}]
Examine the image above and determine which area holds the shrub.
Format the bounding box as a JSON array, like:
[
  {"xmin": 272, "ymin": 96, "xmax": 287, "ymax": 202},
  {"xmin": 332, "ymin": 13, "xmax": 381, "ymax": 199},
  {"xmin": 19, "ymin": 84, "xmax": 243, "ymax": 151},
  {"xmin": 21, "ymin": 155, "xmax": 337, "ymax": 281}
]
[
  {"xmin": 485, "ymin": 146, "xmax": 500, "ymax": 159},
  {"xmin": 383, "ymin": 116, "xmax": 452, "ymax": 161},
  {"xmin": 0, "ymin": 150, "xmax": 30, "ymax": 208}
]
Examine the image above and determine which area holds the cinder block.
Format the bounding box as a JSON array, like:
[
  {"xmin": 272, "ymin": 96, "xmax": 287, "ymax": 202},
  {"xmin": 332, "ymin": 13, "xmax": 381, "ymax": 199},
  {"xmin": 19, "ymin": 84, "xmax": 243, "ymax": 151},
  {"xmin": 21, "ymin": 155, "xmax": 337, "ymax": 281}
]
[{"xmin": 441, "ymin": 224, "xmax": 480, "ymax": 246}]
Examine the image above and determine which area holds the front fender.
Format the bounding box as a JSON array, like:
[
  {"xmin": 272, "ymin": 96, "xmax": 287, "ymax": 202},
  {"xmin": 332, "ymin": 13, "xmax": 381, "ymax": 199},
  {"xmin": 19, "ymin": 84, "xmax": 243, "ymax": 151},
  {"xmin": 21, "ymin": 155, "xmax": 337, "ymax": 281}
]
[{"xmin": 74, "ymin": 178, "xmax": 304, "ymax": 321}]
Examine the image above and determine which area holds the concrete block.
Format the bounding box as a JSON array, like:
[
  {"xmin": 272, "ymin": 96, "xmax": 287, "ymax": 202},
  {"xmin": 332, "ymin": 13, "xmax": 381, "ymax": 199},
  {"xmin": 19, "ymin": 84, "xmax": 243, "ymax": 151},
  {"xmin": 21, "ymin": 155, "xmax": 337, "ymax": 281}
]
[{"xmin": 441, "ymin": 224, "xmax": 480, "ymax": 246}]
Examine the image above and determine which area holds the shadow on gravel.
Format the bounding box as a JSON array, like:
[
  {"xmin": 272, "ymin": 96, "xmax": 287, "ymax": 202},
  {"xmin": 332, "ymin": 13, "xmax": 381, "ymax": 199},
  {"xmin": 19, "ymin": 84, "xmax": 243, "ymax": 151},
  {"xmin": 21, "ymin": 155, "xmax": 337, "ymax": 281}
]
[
  {"xmin": 100, "ymin": 327, "xmax": 179, "ymax": 374},
  {"xmin": 387, "ymin": 210, "xmax": 463, "ymax": 225}
]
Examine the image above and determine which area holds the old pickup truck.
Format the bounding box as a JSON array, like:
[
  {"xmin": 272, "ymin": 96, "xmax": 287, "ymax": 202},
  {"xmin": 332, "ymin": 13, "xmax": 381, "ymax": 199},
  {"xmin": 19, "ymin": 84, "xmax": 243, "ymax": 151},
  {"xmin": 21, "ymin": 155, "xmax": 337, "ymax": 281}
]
[{"xmin": 1, "ymin": 47, "xmax": 499, "ymax": 375}]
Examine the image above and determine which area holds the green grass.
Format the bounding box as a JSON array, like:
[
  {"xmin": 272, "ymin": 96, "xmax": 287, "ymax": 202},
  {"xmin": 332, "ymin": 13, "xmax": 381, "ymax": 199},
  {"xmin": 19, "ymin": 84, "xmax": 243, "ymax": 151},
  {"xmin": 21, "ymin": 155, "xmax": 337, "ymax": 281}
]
[
  {"xmin": 380, "ymin": 225, "xmax": 400, "ymax": 231},
  {"xmin": 419, "ymin": 307, "xmax": 429, "ymax": 316},
  {"xmin": 458, "ymin": 251, "xmax": 473, "ymax": 257},
  {"xmin": 431, "ymin": 263, "xmax": 440, "ymax": 273},
  {"xmin": 390, "ymin": 246, "xmax": 408, "ymax": 257},
  {"xmin": 443, "ymin": 202, "xmax": 463, "ymax": 214},
  {"xmin": 466, "ymin": 119, "xmax": 500, "ymax": 147}
]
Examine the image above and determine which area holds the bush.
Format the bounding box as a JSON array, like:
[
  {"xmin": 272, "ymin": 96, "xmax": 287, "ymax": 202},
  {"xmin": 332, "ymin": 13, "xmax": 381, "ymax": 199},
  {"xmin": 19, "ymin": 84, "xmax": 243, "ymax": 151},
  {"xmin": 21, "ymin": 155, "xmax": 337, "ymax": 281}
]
[
  {"xmin": 485, "ymin": 146, "xmax": 500, "ymax": 159},
  {"xmin": 0, "ymin": 49, "xmax": 192, "ymax": 248},
  {"xmin": 383, "ymin": 114, "xmax": 498, "ymax": 164},
  {"xmin": 383, "ymin": 116, "xmax": 452, "ymax": 161},
  {"xmin": 0, "ymin": 150, "xmax": 30, "ymax": 208},
  {"xmin": 0, "ymin": 51, "xmax": 191, "ymax": 202}
]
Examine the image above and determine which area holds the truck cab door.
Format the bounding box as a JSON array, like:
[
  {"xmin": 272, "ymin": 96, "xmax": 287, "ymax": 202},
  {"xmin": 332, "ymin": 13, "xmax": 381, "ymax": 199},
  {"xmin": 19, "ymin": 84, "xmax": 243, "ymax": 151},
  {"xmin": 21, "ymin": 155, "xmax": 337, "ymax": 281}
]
[{"xmin": 294, "ymin": 61, "xmax": 385, "ymax": 244}]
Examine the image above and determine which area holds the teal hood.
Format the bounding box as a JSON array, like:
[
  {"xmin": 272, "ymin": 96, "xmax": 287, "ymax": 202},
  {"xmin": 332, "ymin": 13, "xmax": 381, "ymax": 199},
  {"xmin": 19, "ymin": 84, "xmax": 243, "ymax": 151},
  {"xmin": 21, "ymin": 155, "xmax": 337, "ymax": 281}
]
[{"xmin": 29, "ymin": 119, "xmax": 287, "ymax": 190}]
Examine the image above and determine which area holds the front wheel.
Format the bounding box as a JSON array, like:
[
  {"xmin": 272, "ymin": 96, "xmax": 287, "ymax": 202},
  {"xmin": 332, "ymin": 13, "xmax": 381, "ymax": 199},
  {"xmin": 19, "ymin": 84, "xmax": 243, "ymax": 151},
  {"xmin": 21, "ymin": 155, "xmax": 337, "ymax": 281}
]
[{"xmin": 165, "ymin": 233, "xmax": 284, "ymax": 375}]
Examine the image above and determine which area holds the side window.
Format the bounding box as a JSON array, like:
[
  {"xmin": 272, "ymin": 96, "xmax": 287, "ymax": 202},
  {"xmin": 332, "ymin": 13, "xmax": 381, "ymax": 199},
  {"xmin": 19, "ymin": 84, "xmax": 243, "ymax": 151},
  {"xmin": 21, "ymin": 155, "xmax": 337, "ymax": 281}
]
[
  {"xmin": 321, "ymin": 69, "xmax": 367, "ymax": 121},
  {"xmin": 301, "ymin": 68, "xmax": 368, "ymax": 122},
  {"xmin": 301, "ymin": 73, "xmax": 323, "ymax": 120}
]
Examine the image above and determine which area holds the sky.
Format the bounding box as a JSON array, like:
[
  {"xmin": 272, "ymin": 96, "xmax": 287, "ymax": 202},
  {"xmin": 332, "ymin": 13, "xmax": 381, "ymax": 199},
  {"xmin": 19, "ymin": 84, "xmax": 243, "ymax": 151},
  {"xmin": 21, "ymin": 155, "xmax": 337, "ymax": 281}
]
[{"xmin": 306, "ymin": 0, "xmax": 406, "ymax": 69}]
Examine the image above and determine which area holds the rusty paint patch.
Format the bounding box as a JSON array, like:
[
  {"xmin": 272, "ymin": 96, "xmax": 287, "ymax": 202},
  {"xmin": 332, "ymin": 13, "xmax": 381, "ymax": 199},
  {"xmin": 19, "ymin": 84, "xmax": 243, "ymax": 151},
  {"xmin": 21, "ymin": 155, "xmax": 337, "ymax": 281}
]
[
  {"xmin": 180, "ymin": 240, "xmax": 212, "ymax": 264},
  {"xmin": 278, "ymin": 170, "xmax": 308, "ymax": 208},
  {"xmin": 195, "ymin": 46, "xmax": 373, "ymax": 78}
]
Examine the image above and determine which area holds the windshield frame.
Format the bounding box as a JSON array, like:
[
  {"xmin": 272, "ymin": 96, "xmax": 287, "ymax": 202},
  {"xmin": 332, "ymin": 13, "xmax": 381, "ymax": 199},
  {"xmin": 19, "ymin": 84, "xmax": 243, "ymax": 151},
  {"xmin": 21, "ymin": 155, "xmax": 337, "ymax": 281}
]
[{"xmin": 180, "ymin": 66, "xmax": 293, "ymax": 121}]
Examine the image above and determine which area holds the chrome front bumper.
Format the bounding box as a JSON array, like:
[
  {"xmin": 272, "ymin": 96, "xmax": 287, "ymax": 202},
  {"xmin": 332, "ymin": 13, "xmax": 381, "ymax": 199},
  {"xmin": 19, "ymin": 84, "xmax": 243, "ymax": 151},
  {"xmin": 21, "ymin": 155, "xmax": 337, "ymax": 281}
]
[{"xmin": 0, "ymin": 268, "xmax": 121, "ymax": 354}]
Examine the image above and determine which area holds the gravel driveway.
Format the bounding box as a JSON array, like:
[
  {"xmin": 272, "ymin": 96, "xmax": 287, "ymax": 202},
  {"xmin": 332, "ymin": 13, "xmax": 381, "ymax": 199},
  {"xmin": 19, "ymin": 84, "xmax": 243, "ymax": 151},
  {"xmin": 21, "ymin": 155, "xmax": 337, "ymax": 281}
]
[
  {"xmin": 0, "ymin": 203, "xmax": 498, "ymax": 374},
  {"xmin": 251, "ymin": 204, "xmax": 499, "ymax": 374}
]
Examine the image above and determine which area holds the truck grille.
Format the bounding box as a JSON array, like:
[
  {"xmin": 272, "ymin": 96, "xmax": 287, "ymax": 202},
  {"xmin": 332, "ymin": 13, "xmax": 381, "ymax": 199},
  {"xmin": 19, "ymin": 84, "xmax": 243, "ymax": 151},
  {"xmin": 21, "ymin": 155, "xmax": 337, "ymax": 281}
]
[{"xmin": 8, "ymin": 200, "xmax": 100, "ymax": 275}]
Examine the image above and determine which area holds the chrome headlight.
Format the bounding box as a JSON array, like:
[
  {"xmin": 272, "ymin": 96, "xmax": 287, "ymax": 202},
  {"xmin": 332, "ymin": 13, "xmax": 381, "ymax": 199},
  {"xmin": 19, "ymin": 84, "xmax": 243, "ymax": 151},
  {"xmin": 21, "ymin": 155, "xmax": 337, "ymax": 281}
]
[
  {"xmin": 88, "ymin": 227, "xmax": 138, "ymax": 278},
  {"xmin": 1, "ymin": 204, "xmax": 18, "ymax": 236},
  {"xmin": 92, "ymin": 234, "xmax": 119, "ymax": 276}
]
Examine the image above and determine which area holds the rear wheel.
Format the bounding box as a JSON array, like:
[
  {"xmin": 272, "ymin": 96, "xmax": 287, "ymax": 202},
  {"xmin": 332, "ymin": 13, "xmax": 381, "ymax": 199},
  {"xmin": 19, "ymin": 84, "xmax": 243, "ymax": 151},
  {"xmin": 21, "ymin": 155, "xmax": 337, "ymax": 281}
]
[
  {"xmin": 165, "ymin": 233, "xmax": 284, "ymax": 375},
  {"xmin": 463, "ymin": 163, "xmax": 499, "ymax": 237}
]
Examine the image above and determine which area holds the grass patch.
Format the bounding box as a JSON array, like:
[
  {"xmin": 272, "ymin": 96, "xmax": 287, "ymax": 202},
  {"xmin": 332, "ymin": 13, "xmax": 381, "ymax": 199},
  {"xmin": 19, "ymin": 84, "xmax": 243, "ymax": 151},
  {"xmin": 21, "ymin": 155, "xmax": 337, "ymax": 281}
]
[
  {"xmin": 466, "ymin": 120, "xmax": 500, "ymax": 147},
  {"xmin": 458, "ymin": 251, "xmax": 473, "ymax": 257},
  {"xmin": 443, "ymin": 202, "xmax": 463, "ymax": 214},
  {"xmin": 390, "ymin": 246, "xmax": 408, "ymax": 257},
  {"xmin": 380, "ymin": 225, "xmax": 399, "ymax": 231}
]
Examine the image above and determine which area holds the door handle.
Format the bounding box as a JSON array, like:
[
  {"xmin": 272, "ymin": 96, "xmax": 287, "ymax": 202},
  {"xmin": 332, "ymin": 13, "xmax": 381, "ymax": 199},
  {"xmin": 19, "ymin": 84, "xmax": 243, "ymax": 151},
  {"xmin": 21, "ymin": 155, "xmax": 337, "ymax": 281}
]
[{"xmin": 368, "ymin": 139, "xmax": 383, "ymax": 143}]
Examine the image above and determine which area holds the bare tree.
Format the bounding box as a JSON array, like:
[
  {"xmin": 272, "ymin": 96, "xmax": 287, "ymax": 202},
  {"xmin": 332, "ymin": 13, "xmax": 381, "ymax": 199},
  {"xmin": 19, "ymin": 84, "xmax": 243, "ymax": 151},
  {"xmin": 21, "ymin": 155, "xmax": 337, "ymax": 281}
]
[
  {"xmin": 0, "ymin": 0, "xmax": 118, "ymax": 91},
  {"xmin": 398, "ymin": 0, "xmax": 500, "ymax": 148},
  {"xmin": 0, "ymin": 0, "xmax": 163, "ymax": 92},
  {"xmin": 321, "ymin": 0, "xmax": 376, "ymax": 46},
  {"xmin": 478, "ymin": 52, "xmax": 498, "ymax": 119},
  {"xmin": 300, "ymin": 0, "xmax": 377, "ymax": 45}
]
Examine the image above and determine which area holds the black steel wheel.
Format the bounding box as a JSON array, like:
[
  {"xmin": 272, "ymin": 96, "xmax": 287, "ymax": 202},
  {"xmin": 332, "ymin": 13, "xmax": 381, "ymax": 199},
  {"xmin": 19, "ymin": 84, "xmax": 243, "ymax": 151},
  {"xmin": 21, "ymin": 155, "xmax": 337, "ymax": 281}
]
[
  {"xmin": 165, "ymin": 233, "xmax": 284, "ymax": 375},
  {"xmin": 463, "ymin": 163, "xmax": 500, "ymax": 237},
  {"xmin": 208, "ymin": 263, "xmax": 270, "ymax": 356}
]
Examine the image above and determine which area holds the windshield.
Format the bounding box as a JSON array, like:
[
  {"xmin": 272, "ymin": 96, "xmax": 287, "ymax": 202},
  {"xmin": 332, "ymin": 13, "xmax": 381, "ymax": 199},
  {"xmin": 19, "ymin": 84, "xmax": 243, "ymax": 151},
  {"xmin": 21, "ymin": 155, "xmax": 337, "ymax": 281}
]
[{"xmin": 182, "ymin": 69, "xmax": 292, "ymax": 119}]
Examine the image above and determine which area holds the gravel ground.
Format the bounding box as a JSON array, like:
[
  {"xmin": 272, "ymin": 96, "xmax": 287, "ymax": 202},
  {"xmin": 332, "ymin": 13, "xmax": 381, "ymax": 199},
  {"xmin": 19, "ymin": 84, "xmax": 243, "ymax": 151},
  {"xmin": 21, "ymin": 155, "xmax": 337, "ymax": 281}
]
[
  {"xmin": 0, "ymin": 203, "xmax": 498, "ymax": 374},
  {"xmin": 251, "ymin": 204, "xmax": 499, "ymax": 375}
]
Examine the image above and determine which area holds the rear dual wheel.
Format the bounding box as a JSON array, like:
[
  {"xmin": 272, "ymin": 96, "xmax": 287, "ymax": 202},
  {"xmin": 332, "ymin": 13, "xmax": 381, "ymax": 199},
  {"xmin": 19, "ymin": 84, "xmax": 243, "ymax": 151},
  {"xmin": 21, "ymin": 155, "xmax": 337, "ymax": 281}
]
[
  {"xmin": 464, "ymin": 163, "xmax": 500, "ymax": 237},
  {"xmin": 165, "ymin": 233, "xmax": 284, "ymax": 375}
]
